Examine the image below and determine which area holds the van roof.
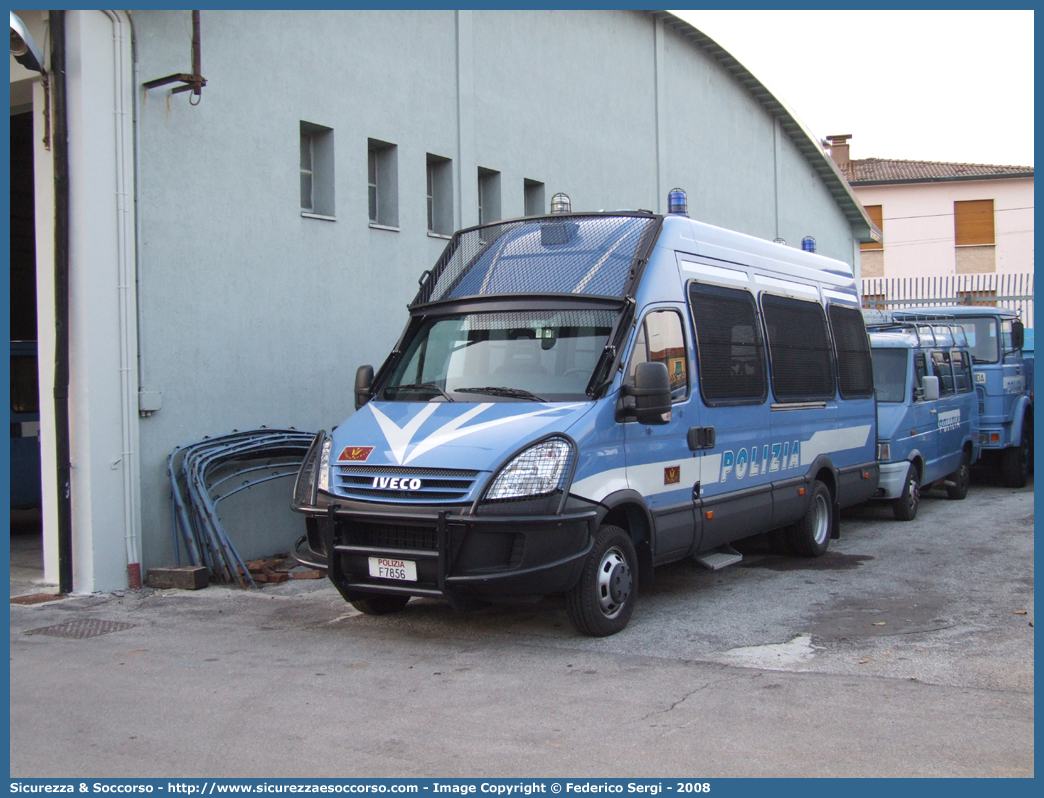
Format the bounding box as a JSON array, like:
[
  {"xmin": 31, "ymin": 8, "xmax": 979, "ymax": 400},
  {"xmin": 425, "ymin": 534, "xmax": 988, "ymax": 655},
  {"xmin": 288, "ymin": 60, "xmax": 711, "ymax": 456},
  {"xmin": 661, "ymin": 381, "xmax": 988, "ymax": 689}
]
[{"xmin": 410, "ymin": 212, "xmax": 861, "ymax": 311}]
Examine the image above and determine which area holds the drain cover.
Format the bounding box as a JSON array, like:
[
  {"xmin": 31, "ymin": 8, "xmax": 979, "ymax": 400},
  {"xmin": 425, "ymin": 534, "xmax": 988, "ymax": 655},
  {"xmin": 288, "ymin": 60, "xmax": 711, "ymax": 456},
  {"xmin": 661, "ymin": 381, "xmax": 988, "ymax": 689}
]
[
  {"xmin": 25, "ymin": 619, "xmax": 136, "ymax": 639},
  {"xmin": 10, "ymin": 593, "xmax": 67, "ymax": 606}
]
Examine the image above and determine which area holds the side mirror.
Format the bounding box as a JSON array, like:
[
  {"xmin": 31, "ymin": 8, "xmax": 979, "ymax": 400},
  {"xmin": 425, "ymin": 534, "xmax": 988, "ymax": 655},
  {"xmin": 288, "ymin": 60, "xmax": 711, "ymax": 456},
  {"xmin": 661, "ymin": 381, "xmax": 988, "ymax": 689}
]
[
  {"xmin": 921, "ymin": 375, "xmax": 940, "ymax": 402},
  {"xmin": 626, "ymin": 361, "xmax": 672, "ymax": 425},
  {"xmin": 355, "ymin": 365, "xmax": 374, "ymax": 410},
  {"xmin": 1012, "ymin": 320, "xmax": 1025, "ymax": 350}
]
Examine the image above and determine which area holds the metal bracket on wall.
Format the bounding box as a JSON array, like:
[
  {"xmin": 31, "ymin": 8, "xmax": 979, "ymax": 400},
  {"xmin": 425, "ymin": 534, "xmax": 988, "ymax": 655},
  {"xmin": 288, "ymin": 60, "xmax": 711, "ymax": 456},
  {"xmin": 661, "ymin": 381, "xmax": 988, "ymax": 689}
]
[{"xmin": 142, "ymin": 10, "xmax": 206, "ymax": 102}]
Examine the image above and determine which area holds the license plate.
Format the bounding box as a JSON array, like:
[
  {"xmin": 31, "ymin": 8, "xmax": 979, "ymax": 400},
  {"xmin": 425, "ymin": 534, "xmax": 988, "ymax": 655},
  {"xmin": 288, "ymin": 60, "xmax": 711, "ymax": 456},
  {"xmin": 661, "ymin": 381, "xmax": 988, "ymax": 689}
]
[{"xmin": 368, "ymin": 556, "xmax": 417, "ymax": 582}]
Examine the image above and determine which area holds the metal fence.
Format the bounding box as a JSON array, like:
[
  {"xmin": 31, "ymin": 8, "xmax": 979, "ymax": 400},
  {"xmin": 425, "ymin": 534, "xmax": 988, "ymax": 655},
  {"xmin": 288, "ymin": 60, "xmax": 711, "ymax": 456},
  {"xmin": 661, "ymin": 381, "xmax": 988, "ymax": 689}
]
[{"xmin": 861, "ymin": 272, "xmax": 1034, "ymax": 329}]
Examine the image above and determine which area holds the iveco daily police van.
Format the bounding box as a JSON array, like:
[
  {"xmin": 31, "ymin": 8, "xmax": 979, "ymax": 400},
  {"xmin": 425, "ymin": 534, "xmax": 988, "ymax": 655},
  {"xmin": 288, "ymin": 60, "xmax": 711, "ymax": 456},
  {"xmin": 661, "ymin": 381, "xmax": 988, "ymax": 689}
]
[
  {"xmin": 292, "ymin": 191, "xmax": 879, "ymax": 636},
  {"xmin": 864, "ymin": 311, "xmax": 980, "ymax": 520}
]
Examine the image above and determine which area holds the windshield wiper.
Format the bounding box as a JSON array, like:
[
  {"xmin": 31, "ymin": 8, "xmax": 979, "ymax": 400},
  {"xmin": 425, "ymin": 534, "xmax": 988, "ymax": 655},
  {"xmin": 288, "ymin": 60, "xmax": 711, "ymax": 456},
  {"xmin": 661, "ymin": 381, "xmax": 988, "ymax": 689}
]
[
  {"xmin": 388, "ymin": 383, "xmax": 455, "ymax": 402},
  {"xmin": 455, "ymin": 386, "xmax": 547, "ymax": 402}
]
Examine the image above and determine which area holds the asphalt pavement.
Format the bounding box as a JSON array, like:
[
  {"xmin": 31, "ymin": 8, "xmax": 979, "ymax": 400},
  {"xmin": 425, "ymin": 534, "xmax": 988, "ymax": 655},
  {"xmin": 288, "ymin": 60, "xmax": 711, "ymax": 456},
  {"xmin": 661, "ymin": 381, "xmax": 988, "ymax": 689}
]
[{"xmin": 8, "ymin": 476, "xmax": 1034, "ymax": 777}]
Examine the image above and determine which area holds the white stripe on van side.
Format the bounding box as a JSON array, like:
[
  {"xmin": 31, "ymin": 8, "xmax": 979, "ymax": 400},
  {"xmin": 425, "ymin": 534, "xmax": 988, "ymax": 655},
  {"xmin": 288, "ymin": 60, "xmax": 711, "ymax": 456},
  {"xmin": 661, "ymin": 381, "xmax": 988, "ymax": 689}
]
[
  {"xmin": 799, "ymin": 425, "xmax": 872, "ymax": 466},
  {"xmin": 571, "ymin": 427, "xmax": 870, "ymax": 500},
  {"xmin": 570, "ymin": 458, "xmax": 700, "ymax": 503}
]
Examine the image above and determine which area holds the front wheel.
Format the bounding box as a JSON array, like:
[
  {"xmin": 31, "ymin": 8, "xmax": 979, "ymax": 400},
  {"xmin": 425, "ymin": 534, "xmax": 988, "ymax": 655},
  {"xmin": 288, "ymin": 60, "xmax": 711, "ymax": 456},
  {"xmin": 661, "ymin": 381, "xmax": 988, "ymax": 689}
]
[
  {"xmin": 566, "ymin": 525, "xmax": 637, "ymax": 637},
  {"xmin": 893, "ymin": 463, "xmax": 920, "ymax": 521},
  {"xmin": 946, "ymin": 450, "xmax": 971, "ymax": 500},
  {"xmin": 1000, "ymin": 418, "xmax": 1032, "ymax": 488},
  {"xmin": 787, "ymin": 480, "xmax": 833, "ymax": 557}
]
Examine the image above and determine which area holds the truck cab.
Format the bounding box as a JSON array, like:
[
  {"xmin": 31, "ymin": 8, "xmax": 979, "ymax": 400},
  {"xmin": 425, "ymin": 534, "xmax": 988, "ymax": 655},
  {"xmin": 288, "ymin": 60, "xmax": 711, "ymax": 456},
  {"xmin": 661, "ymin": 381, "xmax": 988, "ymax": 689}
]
[
  {"xmin": 865, "ymin": 313, "xmax": 980, "ymax": 520},
  {"xmin": 896, "ymin": 307, "xmax": 1032, "ymax": 488}
]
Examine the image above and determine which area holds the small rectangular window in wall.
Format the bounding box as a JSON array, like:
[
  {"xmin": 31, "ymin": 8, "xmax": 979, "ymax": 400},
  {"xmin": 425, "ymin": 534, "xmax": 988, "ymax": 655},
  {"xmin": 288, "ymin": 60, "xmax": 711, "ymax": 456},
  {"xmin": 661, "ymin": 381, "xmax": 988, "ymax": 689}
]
[
  {"xmin": 524, "ymin": 179, "xmax": 545, "ymax": 217},
  {"xmin": 954, "ymin": 199, "xmax": 995, "ymax": 274},
  {"xmin": 426, "ymin": 154, "xmax": 453, "ymax": 236},
  {"xmin": 367, "ymin": 138, "xmax": 398, "ymax": 228},
  {"xmin": 300, "ymin": 121, "xmax": 334, "ymax": 219},
  {"xmin": 478, "ymin": 167, "xmax": 501, "ymax": 225},
  {"xmin": 860, "ymin": 205, "xmax": 883, "ymax": 250}
]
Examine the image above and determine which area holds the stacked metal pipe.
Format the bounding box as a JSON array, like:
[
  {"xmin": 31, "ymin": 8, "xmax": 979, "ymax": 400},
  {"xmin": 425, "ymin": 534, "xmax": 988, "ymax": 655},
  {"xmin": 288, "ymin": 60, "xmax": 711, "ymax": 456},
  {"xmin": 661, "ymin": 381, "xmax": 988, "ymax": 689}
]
[{"xmin": 168, "ymin": 429, "xmax": 316, "ymax": 588}]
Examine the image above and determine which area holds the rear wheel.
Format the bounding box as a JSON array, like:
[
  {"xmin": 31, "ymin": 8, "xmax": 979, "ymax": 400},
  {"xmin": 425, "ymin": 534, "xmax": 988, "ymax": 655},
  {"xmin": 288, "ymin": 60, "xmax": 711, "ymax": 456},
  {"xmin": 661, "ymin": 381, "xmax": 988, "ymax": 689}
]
[
  {"xmin": 1000, "ymin": 418, "xmax": 1031, "ymax": 488},
  {"xmin": 945, "ymin": 450, "xmax": 971, "ymax": 500},
  {"xmin": 566, "ymin": 525, "xmax": 637, "ymax": 637},
  {"xmin": 787, "ymin": 480, "xmax": 832, "ymax": 557},
  {"xmin": 893, "ymin": 463, "xmax": 920, "ymax": 521},
  {"xmin": 350, "ymin": 594, "xmax": 411, "ymax": 615}
]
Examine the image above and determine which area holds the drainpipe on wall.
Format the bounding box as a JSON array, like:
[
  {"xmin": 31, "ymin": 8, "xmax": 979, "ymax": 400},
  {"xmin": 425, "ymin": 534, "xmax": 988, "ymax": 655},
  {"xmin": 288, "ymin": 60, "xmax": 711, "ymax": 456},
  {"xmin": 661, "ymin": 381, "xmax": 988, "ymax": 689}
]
[
  {"xmin": 49, "ymin": 8, "xmax": 72, "ymax": 594},
  {"xmin": 103, "ymin": 9, "xmax": 142, "ymax": 588}
]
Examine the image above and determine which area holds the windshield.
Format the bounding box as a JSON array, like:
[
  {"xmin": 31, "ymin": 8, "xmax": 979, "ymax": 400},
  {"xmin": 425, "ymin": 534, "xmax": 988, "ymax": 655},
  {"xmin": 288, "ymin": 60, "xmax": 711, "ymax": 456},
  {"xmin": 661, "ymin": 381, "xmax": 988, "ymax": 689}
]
[
  {"xmin": 957, "ymin": 317, "xmax": 999, "ymax": 364},
  {"xmin": 871, "ymin": 348, "xmax": 908, "ymax": 403},
  {"xmin": 382, "ymin": 309, "xmax": 616, "ymax": 402}
]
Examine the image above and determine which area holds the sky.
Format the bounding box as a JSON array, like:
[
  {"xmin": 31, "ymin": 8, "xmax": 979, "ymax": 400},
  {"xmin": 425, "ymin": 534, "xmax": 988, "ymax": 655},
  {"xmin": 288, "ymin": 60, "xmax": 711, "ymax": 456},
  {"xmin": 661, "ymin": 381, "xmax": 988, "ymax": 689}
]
[{"xmin": 671, "ymin": 10, "xmax": 1034, "ymax": 168}]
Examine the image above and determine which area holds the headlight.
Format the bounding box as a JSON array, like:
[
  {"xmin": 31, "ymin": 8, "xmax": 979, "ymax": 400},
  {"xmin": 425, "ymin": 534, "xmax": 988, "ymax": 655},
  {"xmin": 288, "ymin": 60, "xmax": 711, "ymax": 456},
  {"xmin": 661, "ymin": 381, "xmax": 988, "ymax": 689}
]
[
  {"xmin": 317, "ymin": 438, "xmax": 332, "ymax": 492},
  {"xmin": 484, "ymin": 438, "xmax": 574, "ymax": 501},
  {"xmin": 876, "ymin": 442, "xmax": 891, "ymax": 461}
]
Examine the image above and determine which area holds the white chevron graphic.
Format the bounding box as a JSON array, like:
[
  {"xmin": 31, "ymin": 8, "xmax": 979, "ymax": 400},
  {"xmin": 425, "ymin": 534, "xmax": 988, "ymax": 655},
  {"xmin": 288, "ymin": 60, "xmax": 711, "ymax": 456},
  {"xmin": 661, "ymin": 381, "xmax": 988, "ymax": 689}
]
[{"xmin": 368, "ymin": 402, "xmax": 582, "ymax": 465}]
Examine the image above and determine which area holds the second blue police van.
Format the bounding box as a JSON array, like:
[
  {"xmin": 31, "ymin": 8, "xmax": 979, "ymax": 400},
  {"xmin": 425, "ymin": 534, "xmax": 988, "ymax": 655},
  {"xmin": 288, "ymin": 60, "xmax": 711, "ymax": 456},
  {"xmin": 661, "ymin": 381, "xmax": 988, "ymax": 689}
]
[
  {"xmin": 865, "ymin": 312, "xmax": 980, "ymax": 520},
  {"xmin": 293, "ymin": 194, "xmax": 879, "ymax": 636}
]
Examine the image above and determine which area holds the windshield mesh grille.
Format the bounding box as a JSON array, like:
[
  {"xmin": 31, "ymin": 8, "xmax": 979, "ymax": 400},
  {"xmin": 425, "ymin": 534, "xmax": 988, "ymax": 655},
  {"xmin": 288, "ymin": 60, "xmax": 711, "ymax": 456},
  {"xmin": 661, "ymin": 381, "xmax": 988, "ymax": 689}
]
[{"xmin": 412, "ymin": 215, "xmax": 658, "ymax": 306}]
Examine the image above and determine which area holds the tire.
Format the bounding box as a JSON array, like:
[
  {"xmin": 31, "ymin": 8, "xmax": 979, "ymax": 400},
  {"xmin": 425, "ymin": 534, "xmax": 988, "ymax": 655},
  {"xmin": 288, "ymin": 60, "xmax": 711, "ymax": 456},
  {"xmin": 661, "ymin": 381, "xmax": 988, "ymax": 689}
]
[
  {"xmin": 1000, "ymin": 418, "xmax": 1031, "ymax": 488},
  {"xmin": 945, "ymin": 450, "xmax": 971, "ymax": 500},
  {"xmin": 565, "ymin": 525, "xmax": 637, "ymax": 637},
  {"xmin": 350, "ymin": 594, "xmax": 411, "ymax": 615},
  {"xmin": 892, "ymin": 463, "xmax": 920, "ymax": 521},
  {"xmin": 787, "ymin": 480, "xmax": 833, "ymax": 557}
]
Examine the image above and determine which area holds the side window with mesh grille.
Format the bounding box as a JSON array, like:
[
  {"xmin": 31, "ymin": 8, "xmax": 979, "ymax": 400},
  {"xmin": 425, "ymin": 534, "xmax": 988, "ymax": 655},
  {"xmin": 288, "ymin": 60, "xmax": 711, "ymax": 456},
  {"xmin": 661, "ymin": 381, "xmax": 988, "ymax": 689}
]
[
  {"xmin": 827, "ymin": 304, "xmax": 874, "ymax": 398},
  {"xmin": 761, "ymin": 294, "xmax": 836, "ymax": 402},
  {"xmin": 687, "ymin": 282, "xmax": 766, "ymax": 404}
]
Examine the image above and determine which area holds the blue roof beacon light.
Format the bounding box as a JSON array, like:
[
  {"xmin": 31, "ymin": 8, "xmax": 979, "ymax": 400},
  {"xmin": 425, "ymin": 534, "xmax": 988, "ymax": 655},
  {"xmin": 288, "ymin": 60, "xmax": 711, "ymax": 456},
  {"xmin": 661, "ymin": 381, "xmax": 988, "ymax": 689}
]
[
  {"xmin": 667, "ymin": 187, "xmax": 688, "ymax": 216},
  {"xmin": 550, "ymin": 192, "xmax": 572, "ymax": 214},
  {"xmin": 801, "ymin": 236, "xmax": 817, "ymax": 253}
]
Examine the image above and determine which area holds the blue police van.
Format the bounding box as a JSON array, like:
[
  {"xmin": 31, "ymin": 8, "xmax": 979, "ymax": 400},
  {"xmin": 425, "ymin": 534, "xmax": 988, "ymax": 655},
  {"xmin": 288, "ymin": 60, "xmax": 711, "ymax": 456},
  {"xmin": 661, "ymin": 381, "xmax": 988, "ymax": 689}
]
[
  {"xmin": 895, "ymin": 307, "xmax": 1032, "ymax": 488},
  {"xmin": 864, "ymin": 312, "xmax": 980, "ymax": 520},
  {"xmin": 293, "ymin": 193, "xmax": 879, "ymax": 635}
]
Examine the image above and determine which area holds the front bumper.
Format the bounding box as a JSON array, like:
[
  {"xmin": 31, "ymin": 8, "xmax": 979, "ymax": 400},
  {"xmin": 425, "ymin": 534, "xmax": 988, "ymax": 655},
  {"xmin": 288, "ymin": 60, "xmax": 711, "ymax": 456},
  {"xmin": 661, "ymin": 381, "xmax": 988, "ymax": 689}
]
[
  {"xmin": 294, "ymin": 496, "xmax": 596, "ymax": 609},
  {"xmin": 875, "ymin": 460, "xmax": 910, "ymax": 500}
]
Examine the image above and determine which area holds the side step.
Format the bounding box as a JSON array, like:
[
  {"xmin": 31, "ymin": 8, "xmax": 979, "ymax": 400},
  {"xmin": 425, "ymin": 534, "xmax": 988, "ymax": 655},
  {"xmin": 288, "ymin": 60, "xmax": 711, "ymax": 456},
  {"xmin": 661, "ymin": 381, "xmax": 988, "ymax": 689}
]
[{"xmin": 694, "ymin": 545, "xmax": 743, "ymax": 571}]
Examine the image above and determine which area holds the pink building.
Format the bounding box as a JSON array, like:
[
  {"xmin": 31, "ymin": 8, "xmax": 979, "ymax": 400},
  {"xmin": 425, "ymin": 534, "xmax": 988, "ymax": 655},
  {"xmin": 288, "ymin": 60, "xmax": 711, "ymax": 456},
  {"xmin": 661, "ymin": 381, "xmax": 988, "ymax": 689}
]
[{"xmin": 825, "ymin": 135, "xmax": 1033, "ymax": 325}]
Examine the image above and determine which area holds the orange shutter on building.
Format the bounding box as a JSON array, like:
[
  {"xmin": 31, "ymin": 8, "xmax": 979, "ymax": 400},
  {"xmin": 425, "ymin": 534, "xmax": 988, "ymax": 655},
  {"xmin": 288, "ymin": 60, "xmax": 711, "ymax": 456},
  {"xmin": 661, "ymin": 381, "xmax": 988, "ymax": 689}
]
[
  {"xmin": 860, "ymin": 205, "xmax": 883, "ymax": 250},
  {"xmin": 954, "ymin": 200, "xmax": 995, "ymax": 246}
]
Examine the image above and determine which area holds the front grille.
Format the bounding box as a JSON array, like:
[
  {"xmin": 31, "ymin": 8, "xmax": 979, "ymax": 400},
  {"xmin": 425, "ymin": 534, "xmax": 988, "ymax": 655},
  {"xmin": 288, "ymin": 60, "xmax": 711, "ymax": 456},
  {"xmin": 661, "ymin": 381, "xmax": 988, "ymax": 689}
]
[
  {"xmin": 335, "ymin": 465, "xmax": 480, "ymax": 502},
  {"xmin": 341, "ymin": 520, "xmax": 439, "ymax": 552}
]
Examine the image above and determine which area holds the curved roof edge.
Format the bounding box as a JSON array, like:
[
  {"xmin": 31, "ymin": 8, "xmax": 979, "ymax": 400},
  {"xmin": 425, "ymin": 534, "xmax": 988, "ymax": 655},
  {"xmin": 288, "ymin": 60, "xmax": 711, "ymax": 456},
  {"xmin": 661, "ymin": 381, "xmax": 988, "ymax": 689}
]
[{"xmin": 650, "ymin": 11, "xmax": 882, "ymax": 245}]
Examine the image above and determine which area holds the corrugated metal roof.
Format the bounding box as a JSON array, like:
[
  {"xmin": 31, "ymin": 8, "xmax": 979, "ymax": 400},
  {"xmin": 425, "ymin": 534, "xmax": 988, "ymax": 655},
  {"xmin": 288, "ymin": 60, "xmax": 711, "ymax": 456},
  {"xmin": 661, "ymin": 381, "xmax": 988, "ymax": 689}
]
[
  {"xmin": 839, "ymin": 158, "xmax": 1034, "ymax": 185},
  {"xmin": 651, "ymin": 11, "xmax": 881, "ymax": 244}
]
